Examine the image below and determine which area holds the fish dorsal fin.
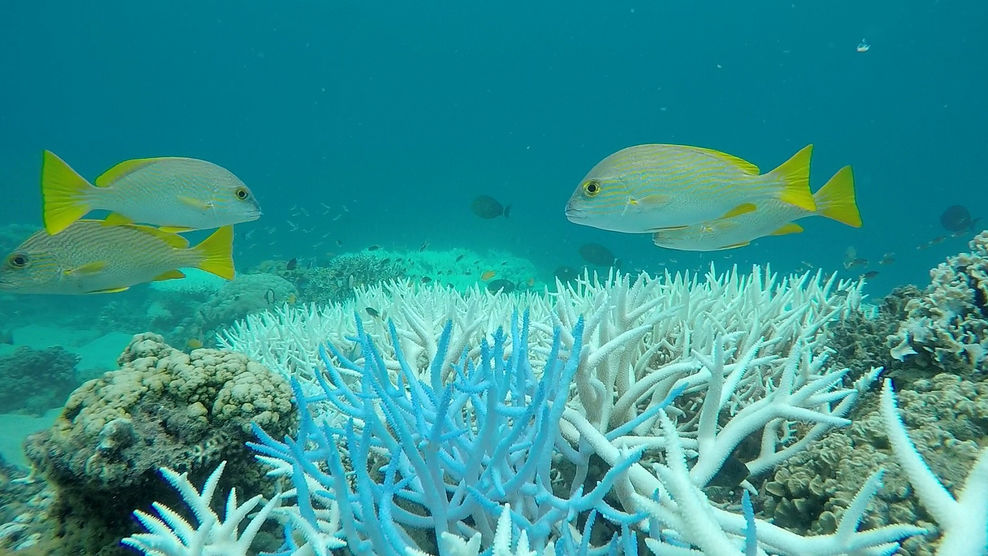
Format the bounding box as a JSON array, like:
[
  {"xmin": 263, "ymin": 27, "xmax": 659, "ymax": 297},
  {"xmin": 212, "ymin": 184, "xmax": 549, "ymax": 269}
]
[
  {"xmin": 768, "ymin": 144, "xmax": 816, "ymax": 212},
  {"xmin": 177, "ymin": 195, "xmax": 212, "ymax": 210},
  {"xmin": 129, "ymin": 225, "xmax": 190, "ymax": 248},
  {"xmin": 771, "ymin": 222, "xmax": 804, "ymax": 236},
  {"xmin": 719, "ymin": 203, "xmax": 756, "ymax": 219},
  {"xmin": 102, "ymin": 212, "xmax": 134, "ymax": 226},
  {"xmin": 153, "ymin": 269, "xmax": 186, "ymax": 281},
  {"xmin": 89, "ymin": 286, "xmax": 129, "ymax": 294},
  {"xmin": 94, "ymin": 158, "xmax": 161, "ymax": 187},
  {"xmin": 685, "ymin": 146, "xmax": 760, "ymax": 175},
  {"xmin": 813, "ymin": 166, "xmax": 861, "ymax": 227}
]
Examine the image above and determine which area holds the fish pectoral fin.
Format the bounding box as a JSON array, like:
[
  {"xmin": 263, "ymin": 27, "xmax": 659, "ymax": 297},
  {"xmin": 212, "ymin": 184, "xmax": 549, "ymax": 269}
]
[
  {"xmin": 65, "ymin": 261, "xmax": 107, "ymax": 275},
  {"xmin": 102, "ymin": 212, "xmax": 134, "ymax": 226},
  {"xmin": 177, "ymin": 195, "xmax": 213, "ymax": 211},
  {"xmin": 632, "ymin": 194, "xmax": 672, "ymax": 207},
  {"xmin": 719, "ymin": 203, "xmax": 756, "ymax": 219},
  {"xmin": 771, "ymin": 223, "xmax": 804, "ymax": 236},
  {"xmin": 88, "ymin": 286, "xmax": 130, "ymax": 294},
  {"xmin": 158, "ymin": 226, "xmax": 195, "ymax": 233},
  {"xmin": 152, "ymin": 269, "xmax": 186, "ymax": 281}
]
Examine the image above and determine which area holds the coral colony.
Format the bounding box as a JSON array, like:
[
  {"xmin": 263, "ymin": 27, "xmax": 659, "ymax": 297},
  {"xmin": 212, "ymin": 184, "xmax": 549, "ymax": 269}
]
[{"xmin": 121, "ymin": 263, "xmax": 988, "ymax": 555}]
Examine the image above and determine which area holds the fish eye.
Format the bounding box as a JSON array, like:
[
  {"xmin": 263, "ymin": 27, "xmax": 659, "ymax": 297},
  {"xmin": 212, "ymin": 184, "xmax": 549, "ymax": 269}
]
[
  {"xmin": 7, "ymin": 253, "xmax": 28, "ymax": 268},
  {"xmin": 583, "ymin": 180, "xmax": 601, "ymax": 197},
  {"xmin": 234, "ymin": 187, "xmax": 250, "ymax": 200}
]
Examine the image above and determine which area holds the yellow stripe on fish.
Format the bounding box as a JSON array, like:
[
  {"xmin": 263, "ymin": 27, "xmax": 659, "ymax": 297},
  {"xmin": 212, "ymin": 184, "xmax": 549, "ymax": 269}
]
[
  {"xmin": 41, "ymin": 151, "xmax": 261, "ymax": 235},
  {"xmin": 0, "ymin": 220, "xmax": 235, "ymax": 295},
  {"xmin": 652, "ymin": 165, "xmax": 860, "ymax": 251},
  {"xmin": 565, "ymin": 144, "xmax": 815, "ymax": 233}
]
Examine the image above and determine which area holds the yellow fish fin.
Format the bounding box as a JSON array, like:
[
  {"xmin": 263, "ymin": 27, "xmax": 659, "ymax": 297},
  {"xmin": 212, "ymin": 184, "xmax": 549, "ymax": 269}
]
[
  {"xmin": 813, "ymin": 166, "xmax": 861, "ymax": 227},
  {"xmin": 714, "ymin": 241, "xmax": 750, "ymax": 250},
  {"xmin": 65, "ymin": 261, "xmax": 107, "ymax": 275},
  {"xmin": 194, "ymin": 225, "xmax": 235, "ymax": 280},
  {"xmin": 719, "ymin": 203, "xmax": 756, "ymax": 219},
  {"xmin": 41, "ymin": 150, "xmax": 96, "ymax": 235},
  {"xmin": 631, "ymin": 194, "xmax": 673, "ymax": 207},
  {"xmin": 687, "ymin": 146, "xmax": 760, "ymax": 175},
  {"xmin": 129, "ymin": 225, "xmax": 190, "ymax": 248},
  {"xmin": 770, "ymin": 222, "xmax": 804, "ymax": 236},
  {"xmin": 94, "ymin": 158, "xmax": 159, "ymax": 187},
  {"xmin": 768, "ymin": 144, "xmax": 816, "ymax": 212},
  {"xmin": 89, "ymin": 286, "xmax": 129, "ymax": 294},
  {"xmin": 177, "ymin": 195, "xmax": 213, "ymax": 210},
  {"xmin": 158, "ymin": 226, "xmax": 195, "ymax": 233},
  {"xmin": 153, "ymin": 269, "xmax": 186, "ymax": 281},
  {"xmin": 102, "ymin": 212, "xmax": 134, "ymax": 226}
]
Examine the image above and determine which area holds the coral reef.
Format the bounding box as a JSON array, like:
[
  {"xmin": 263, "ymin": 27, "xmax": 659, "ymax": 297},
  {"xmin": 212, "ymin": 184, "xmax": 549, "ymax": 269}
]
[
  {"xmin": 0, "ymin": 346, "xmax": 80, "ymax": 415},
  {"xmin": 762, "ymin": 373, "xmax": 988, "ymax": 555},
  {"xmin": 888, "ymin": 230, "xmax": 988, "ymax": 374},
  {"xmin": 22, "ymin": 334, "xmax": 296, "ymax": 555}
]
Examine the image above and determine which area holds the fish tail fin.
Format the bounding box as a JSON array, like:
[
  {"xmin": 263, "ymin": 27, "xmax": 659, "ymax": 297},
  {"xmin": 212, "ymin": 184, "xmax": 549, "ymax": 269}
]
[
  {"xmin": 504, "ymin": 204, "xmax": 512, "ymax": 218},
  {"xmin": 813, "ymin": 166, "xmax": 862, "ymax": 227},
  {"xmin": 41, "ymin": 150, "xmax": 96, "ymax": 235},
  {"xmin": 193, "ymin": 226, "xmax": 236, "ymax": 280},
  {"xmin": 768, "ymin": 144, "xmax": 816, "ymax": 212}
]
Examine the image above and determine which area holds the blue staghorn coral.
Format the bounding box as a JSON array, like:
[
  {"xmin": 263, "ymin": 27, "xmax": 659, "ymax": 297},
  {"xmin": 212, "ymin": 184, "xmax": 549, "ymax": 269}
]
[{"xmin": 248, "ymin": 312, "xmax": 680, "ymax": 554}]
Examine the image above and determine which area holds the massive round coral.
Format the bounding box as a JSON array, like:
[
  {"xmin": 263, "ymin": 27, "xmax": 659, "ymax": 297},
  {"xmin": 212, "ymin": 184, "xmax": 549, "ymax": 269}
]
[{"xmin": 23, "ymin": 333, "xmax": 296, "ymax": 555}]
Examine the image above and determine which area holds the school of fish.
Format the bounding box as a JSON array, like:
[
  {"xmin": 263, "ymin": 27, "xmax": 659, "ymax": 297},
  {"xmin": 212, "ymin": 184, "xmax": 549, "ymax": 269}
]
[
  {"xmin": 0, "ymin": 151, "xmax": 258, "ymax": 295},
  {"xmin": 566, "ymin": 143, "xmax": 861, "ymax": 250}
]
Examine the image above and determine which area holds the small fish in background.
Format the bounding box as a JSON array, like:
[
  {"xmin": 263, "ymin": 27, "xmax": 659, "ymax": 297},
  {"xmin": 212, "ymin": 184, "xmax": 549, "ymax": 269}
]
[
  {"xmin": 553, "ymin": 266, "xmax": 580, "ymax": 283},
  {"xmin": 186, "ymin": 338, "xmax": 204, "ymax": 350},
  {"xmin": 566, "ymin": 144, "xmax": 816, "ymax": 233},
  {"xmin": 420, "ymin": 276, "xmax": 433, "ymax": 284},
  {"xmin": 454, "ymin": 254, "xmax": 465, "ymax": 263},
  {"xmin": 940, "ymin": 205, "xmax": 980, "ymax": 234},
  {"xmin": 365, "ymin": 307, "xmax": 380, "ymax": 318},
  {"xmin": 286, "ymin": 257, "xmax": 298, "ymax": 270},
  {"xmin": 40, "ymin": 151, "xmax": 261, "ymax": 235},
  {"xmin": 859, "ymin": 270, "xmax": 880, "ymax": 280},
  {"xmin": 844, "ymin": 257, "xmax": 869, "ymax": 270},
  {"xmin": 486, "ymin": 279, "xmax": 515, "ymax": 294},
  {"xmin": 367, "ymin": 245, "xmax": 380, "ymax": 251},
  {"xmin": 856, "ymin": 38, "xmax": 871, "ymax": 53},
  {"xmin": 0, "ymin": 329, "xmax": 12, "ymax": 344},
  {"xmin": 480, "ymin": 270, "xmax": 496, "ymax": 280},
  {"xmin": 878, "ymin": 252, "xmax": 896, "ymax": 265},
  {"xmin": 0, "ymin": 221, "xmax": 234, "ymax": 295},
  {"xmin": 578, "ymin": 243, "xmax": 618, "ymax": 267},
  {"xmin": 470, "ymin": 195, "xmax": 511, "ymax": 219},
  {"xmin": 651, "ymin": 166, "xmax": 861, "ymax": 251},
  {"xmin": 419, "ymin": 241, "xmax": 430, "ymax": 251}
]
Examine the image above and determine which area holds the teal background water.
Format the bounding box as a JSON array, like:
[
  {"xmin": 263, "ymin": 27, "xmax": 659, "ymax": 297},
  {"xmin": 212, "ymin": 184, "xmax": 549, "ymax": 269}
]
[{"xmin": 1, "ymin": 1, "xmax": 985, "ymax": 294}]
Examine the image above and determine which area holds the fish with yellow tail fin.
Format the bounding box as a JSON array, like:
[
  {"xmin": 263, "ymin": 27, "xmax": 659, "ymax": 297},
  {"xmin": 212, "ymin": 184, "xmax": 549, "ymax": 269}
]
[
  {"xmin": 565, "ymin": 144, "xmax": 816, "ymax": 233},
  {"xmin": 0, "ymin": 222, "xmax": 235, "ymax": 294},
  {"xmin": 652, "ymin": 165, "xmax": 861, "ymax": 251},
  {"xmin": 41, "ymin": 151, "xmax": 261, "ymax": 235}
]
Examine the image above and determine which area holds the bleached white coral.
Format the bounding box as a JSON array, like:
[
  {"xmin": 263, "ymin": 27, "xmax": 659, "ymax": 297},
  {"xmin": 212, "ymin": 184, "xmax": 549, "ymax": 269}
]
[{"xmin": 121, "ymin": 461, "xmax": 280, "ymax": 556}]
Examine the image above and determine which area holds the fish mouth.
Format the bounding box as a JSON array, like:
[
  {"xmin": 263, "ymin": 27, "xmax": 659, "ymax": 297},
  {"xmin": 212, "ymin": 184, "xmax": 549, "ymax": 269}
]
[{"xmin": 564, "ymin": 205, "xmax": 585, "ymax": 222}]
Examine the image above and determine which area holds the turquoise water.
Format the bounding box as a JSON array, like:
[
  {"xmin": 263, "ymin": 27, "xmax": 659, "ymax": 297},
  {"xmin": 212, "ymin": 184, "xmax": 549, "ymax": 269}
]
[{"xmin": 1, "ymin": 1, "xmax": 985, "ymax": 294}]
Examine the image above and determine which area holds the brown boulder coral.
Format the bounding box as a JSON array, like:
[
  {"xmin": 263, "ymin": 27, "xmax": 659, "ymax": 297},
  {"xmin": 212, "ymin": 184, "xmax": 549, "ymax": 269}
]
[{"xmin": 23, "ymin": 333, "xmax": 296, "ymax": 555}]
